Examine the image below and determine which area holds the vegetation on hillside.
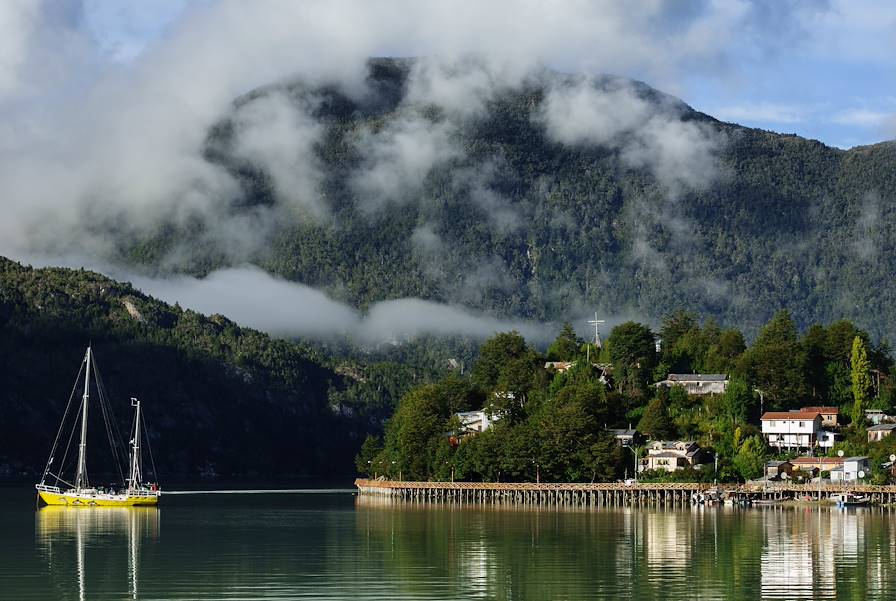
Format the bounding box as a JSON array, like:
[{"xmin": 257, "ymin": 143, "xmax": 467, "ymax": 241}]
[
  {"xmin": 362, "ymin": 309, "xmax": 896, "ymax": 484},
  {"xmin": 0, "ymin": 257, "xmax": 431, "ymax": 479},
  {"xmin": 121, "ymin": 58, "xmax": 896, "ymax": 340}
]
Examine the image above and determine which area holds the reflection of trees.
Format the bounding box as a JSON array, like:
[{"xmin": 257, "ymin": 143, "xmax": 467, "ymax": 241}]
[{"xmin": 355, "ymin": 498, "xmax": 634, "ymax": 599}]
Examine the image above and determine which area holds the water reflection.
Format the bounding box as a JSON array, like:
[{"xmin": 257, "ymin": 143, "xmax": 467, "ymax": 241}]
[
  {"xmin": 9, "ymin": 493, "xmax": 896, "ymax": 600},
  {"xmin": 35, "ymin": 507, "xmax": 159, "ymax": 600},
  {"xmin": 356, "ymin": 497, "xmax": 896, "ymax": 600}
]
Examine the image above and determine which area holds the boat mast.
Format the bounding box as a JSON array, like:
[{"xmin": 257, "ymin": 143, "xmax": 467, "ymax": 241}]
[
  {"xmin": 128, "ymin": 398, "xmax": 142, "ymax": 491},
  {"xmin": 74, "ymin": 346, "xmax": 91, "ymax": 491}
]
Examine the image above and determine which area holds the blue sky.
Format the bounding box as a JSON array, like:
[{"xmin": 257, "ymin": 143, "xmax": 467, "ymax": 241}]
[{"xmin": 65, "ymin": 0, "xmax": 895, "ymax": 149}]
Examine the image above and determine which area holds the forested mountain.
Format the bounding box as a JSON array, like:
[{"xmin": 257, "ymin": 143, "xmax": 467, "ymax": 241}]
[
  {"xmin": 119, "ymin": 58, "xmax": 896, "ymax": 339},
  {"xmin": 0, "ymin": 257, "xmax": 430, "ymax": 479}
]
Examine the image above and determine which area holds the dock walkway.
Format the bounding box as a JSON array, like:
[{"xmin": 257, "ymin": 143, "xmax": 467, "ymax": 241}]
[{"xmin": 355, "ymin": 479, "xmax": 896, "ymax": 506}]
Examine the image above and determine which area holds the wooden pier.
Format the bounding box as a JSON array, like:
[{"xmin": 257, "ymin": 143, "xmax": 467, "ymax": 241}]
[{"xmin": 355, "ymin": 479, "xmax": 896, "ymax": 507}]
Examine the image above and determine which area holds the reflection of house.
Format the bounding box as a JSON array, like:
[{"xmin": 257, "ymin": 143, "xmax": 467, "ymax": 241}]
[
  {"xmin": 609, "ymin": 428, "xmax": 644, "ymax": 446},
  {"xmin": 765, "ymin": 460, "xmax": 794, "ymax": 480},
  {"xmin": 761, "ymin": 411, "xmax": 823, "ymax": 451},
  {"xmin": 640, "ymin": 441, "xmax": 709, "ymax": 473},
  {"xmin": 830, "ymin": 457, "xmax": 870, "ymax": 482},
  {"xmin": 800, "ymin": 406, "xmax": 839, "ymax": 427},
  {"xmin": 454, "ymin": 410, "xmax": 500, "ymax": 434},
  {"xmin": 654, "ymin": 374, "xmax": 729, "ymax": 395},
  {"xmin": 868, "ymin": 423, "xmax": 896, "ymax": 442}
]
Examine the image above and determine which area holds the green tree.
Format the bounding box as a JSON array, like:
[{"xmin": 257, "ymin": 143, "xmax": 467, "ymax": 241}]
[
  {"xmin": 733, "ymin": 435, "xmax": 768, "ymax": 482},
  {"xmin": 607, "ymin": 321, "xmax": 657, "ymax": 395},
  {"xmin": 720, "ymin": 377, "xmax": 755, "ymax": 423},
  {"xmin": 546, "ymin": 322, "xmax": 582, "ymax": 361},
  {"xmin": 638, "ymin": 396, "xmax": 675, "ymax": 440},
  {"xmin": 585, "ymin": 433, "xmax": 623, "ymax": 483},
  {"xmin": 472, "ymin": 331, "xmax": 541, "ymax": 421},
  {"xmin": 851, "ymin": 336, "xmax": 872, "ymax": 425},
  {"xmin": 380, "ymin": 384, "xmax": 453, "ymax": 480},
  {"xmin": 355, "ymin": 434, "xmax": 383, "ymax": 476},
  {"xmin": 704, "ymin": 328, "xmax": 746, "ymax": 374},
  {"xmin": 739, "ymin": 310, "xmax": 808, "ymax": 408}
]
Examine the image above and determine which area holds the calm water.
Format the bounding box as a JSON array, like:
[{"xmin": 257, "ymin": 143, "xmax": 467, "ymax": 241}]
[{"xmin": 1, "ymin": 486, "xmax": 895, "ymax": 600}]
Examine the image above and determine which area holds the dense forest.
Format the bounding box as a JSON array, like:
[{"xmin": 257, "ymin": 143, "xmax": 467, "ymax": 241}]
[
  {"xmin": 118, "ymin": 58, "xmax": 896, "ymax": 339},
  {"xmin": 359, "ymin": 310, "xmax": 896, "ymax": 485},
  {"xmin": 0, "ymin": 257, "xmax": 436, "ymax": 480}
]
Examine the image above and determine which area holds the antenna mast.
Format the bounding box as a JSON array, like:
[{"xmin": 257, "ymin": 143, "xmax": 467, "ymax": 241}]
[{"xmin": 586, "ymin": 313, "xmax": 605, "ymax": 362}]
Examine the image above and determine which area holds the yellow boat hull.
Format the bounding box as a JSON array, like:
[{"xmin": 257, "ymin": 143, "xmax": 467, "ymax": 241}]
[{"xmin": 38, "ymin": 490, "xmax": 159, "ymax": 507}]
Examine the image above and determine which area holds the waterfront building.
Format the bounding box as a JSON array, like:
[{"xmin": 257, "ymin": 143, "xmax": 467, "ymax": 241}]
[
  {"xmin": 830, "ymin": 457, "xmax": 870, "ymax": 483},
  {"xmin": 790, "ymin": 456, "xmax": 844, "ymax": 476},
  {"xmin": 640, "ymin": 441, "xmax": 710, "ymax": 472},
  {"xmin": 761, "ymin": 411, "xmax": 823, "ymax": 451},
  {"xmin": 764, "ymin": 460, "xmax": 794, "ymax": 480},
  {"xmin": 867, "ymin": 423, "xmax": 896, "ymax": 442},
  {"xmin": 653, "ymin": 374, "xmax": 729, "ymax": 395}
]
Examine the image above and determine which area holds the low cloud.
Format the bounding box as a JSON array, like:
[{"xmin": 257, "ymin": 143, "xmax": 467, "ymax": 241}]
[
  {"xmin": 538, "ymin": 78, "xmax": 724, "ymax": 194},
  {"xmin": 131, "ymin": 266, "xmax": 555, "ymax": 345},
  {"xmin": 852, "ymin": 190, "xmax": 881, "ymax": 260},
  {"xmin": 229, "ymin": 91, "xmax": 327, "ymax": 219},
  {"xmin": 351, "ymin": 112, "xmax": 460, "ymax": 213}
]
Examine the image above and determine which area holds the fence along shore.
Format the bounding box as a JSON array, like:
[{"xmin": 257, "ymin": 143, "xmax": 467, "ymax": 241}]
[{"xmin": 355, "ymin": 479, "xmax": 896, "ymax": 507}]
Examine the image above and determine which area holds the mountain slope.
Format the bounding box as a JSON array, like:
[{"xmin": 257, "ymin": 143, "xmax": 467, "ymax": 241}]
[
  {"xmin": 0, "ymin": 257, "xmax": 411, "ymax": 479},
  {"xmin": 120, "ymin": 58, "xmax": 896, "ymax": 339}
]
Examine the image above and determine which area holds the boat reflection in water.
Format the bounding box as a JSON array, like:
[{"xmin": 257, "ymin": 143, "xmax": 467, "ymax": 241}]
[{"xmin": 35, "ymin": 507, "xmax": 159, "ymax": 600}]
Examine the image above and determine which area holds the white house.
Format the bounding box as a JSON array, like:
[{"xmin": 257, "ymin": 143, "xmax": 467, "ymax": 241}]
[
  {"xmin": 454, "ymin": 410, "xmax": 501, "ymax": 434},
  {"xmin": 830, "ymin": 457, "xmax": 870, "ymax": 483},
  {"xmin": 654, "ymin": 374, "xmax": 729, "ymax": 395},
  {"xmin": 639, "ymin": 441, "xmax": 710, "ymax": 473},
  {"xmin": 817, "ymin": 430, "xmax": 838, "ymax": 449},
  {"xmin": 761, "ymin": 411, "xmax": 823, "ymax": 451}
]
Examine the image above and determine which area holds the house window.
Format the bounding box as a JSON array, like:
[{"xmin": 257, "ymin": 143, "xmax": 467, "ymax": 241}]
[{"xmin": 800, "ymin": 422, "xmax": 805, "ymax": 428}]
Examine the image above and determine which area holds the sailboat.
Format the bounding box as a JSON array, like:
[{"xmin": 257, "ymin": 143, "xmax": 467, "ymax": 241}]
[{"xmin": 35, "ymin": 346, "xmax": 161, "ymax": 507}]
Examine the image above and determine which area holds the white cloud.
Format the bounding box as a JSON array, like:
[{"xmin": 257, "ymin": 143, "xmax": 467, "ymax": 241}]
[
  {"xmin": 352, "ymin": 112, "xmax": 459, "ymax": 212},
  {"xmin": 539, "ymin": 78, "xmax": 724, "ymax": 193},
  {"xmin": 831, "ymin": 108, "xmax": 894, "ymax": 127},
  {"xmin": 713, "ymin": 102, "xmax": 806, "ymax": 124},
  {"xmin": 230, "ymin": 91, "xmax": 327, "ymax": 219},
  {"xmin": 0, "ymin": 0, "xmax": 837, "ymax": 264},
  {"xmin": 0, "ymin": 0, "xmax": 41, "ymax": 99}
]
